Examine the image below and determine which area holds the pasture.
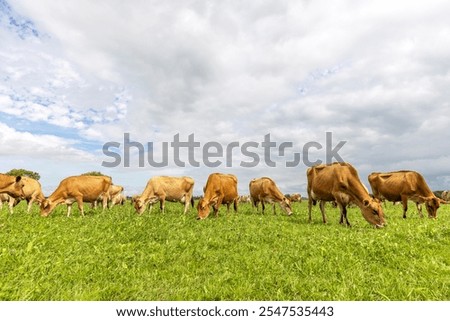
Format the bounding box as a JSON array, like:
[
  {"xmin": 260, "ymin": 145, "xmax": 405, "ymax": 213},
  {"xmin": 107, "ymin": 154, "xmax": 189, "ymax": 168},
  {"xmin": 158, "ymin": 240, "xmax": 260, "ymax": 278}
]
[{"xmin": 0, "ymin": 200, "xmax": 449, "ymax": 301}]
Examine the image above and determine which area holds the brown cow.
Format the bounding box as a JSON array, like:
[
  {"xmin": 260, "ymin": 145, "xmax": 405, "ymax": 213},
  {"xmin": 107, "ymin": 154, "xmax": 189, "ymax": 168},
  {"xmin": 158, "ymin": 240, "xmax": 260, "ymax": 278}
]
[
  {"xmin": 0, "ymin": 174, "xmax": 24, "ymax": 198},
  {"xmin": 133, "ymin": 176, "xmax": 194, "ymax": 215},
  {"xmin": 289, "ymin": 193, "xmax": 302, "ymax": 203},
  {"xmin": 10, "ymin": 177, "xmax": 45, "ymax": 213},
  {"xmin": 40, "ymin": 175, "xmax": 112, "ymax": 217},
  {"xmin": 197, "ymin": 173, "xmax": 238, "ymax": 219},
  {"xmin": 307, "ymin": 162, "xmax": 385, "ymax": 227},
  {"xmin": 368, "ymin": 170, "xmax": 448, "ymax": 219},
  {"xmin": 441, "ymin": 190, "xmax": 450, "ymax": 201},
  {"xmin": 238, "ymin": 195, "xmax": 251, "ymax": 203},
  {"xmin": 249, "ymin": 177, "xmax": 293, "ymax": 215},
  {"xmin": 111, "ymin": 192, "xmax": 126, "ymax": 206},
  {"xmin": 92, "ymin": 184, "xmax": 124, "ymax": 209}
]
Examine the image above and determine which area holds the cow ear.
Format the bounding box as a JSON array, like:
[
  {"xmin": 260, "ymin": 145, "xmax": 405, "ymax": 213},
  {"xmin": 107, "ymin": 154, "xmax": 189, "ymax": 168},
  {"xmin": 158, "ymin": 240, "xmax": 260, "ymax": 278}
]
[
  {"xmin": 339, "ymin": 182, "xmax": 348, "ymax": 190},
  {"xmin": 16, "ymin": 176, "xmax": 22, "ymax": 182}
]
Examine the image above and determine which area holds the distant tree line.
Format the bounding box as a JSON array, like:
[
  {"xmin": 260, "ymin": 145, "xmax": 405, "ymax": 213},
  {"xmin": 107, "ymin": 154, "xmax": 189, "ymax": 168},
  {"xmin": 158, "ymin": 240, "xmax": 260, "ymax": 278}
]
[
  {"xmin": 4, "ymin": 168, "xmax": 40, "ymax": 180},
  {"xmin": 2, "ymin": 169, "xmax": 109, "ymax": 181}
]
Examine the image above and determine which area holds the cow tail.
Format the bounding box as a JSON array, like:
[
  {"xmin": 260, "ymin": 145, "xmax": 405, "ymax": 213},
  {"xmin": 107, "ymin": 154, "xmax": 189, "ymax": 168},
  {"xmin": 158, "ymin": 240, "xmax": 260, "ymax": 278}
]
[{"xmin": 191, "ymin": 196, "xmax": 194, "ymax": 208}]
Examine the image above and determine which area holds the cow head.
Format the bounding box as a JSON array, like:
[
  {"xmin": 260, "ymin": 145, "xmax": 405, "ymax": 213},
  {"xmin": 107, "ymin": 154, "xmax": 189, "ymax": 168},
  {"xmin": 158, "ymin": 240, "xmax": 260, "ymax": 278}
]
[
  {"xmin": 134, "ymin": 198, "xmax": 146, "ymax": 214},
  {"xmin": 40, "ymin": 199, "xmax": 56, "ymax": 217},
  {"xmin": 421, "ymin": 196, "xmax": 441, "ymax": 218},
  {"xmin": 196, "ymin": 197, "xmax": 212, "ymax": 220},
  {"xmin": 134, "ymin": 197, "xmax": 158, "ymax": 215},
  {"xmin": 361, "ymin": 198, "xmax": 386, "ymax": 228},
  {"xmin": 10, "ymin": 176, "xmax": 25, "ymax": 198},
  {"xmin": 280, "ymin": 197, "xmax": 293, "ymax": 215}
]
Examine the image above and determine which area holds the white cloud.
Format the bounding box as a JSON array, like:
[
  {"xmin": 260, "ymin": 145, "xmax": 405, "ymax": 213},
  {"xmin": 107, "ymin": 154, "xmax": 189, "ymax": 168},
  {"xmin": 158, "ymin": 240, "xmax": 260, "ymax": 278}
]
[
  {"xmin": 0, "ymin": 122, "xmax": 95, "ymax": 161},
  {"xmin": 1, "ymin": 0, "xmax": 450, "ymax": 196}
]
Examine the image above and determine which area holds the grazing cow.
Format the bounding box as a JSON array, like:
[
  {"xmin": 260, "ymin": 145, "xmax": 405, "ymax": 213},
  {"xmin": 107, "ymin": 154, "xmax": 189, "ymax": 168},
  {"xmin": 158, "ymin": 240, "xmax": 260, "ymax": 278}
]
[
  {"xmin": 10, "ymin": 177, "xmax": 45, "ymax": 213},
  {"xmin": 111, "ymin": 192, "xmax": 126, "ymax": 206},
  {"xmin": 41, "ymin": 175, "xmax": 112, "ymax": 217},
  {"xmin": 441, "ymin": 190, "xmax": 450, "ymax": 201},
  {"xmin": 289, "ymin": 193, "xmax": 302, "ymax": 203},
  {"xmin": 307, "ymin": 162, "xmax": 385, "ymax": 227},
  {"xmin": 0, "ymin": 174, "xmax": 25, "ymax": 198},
  {"xmin": 249, "ymin": 177, "xmax": 293, "ymax": 215},
  {"xmin": 108, "ymin": 184, "xmax": 124, "ymax": 206},
  {"xmin": 368, "ymin": 171, "xmax": 448, "ymax": 219},
  {"xmin": 133, "ymin": 176, "xmax": 195, "ymax": 215},
  {"xmin": 238, "ymin": 195, "xmax": 251, "ymax": 203},
  {"xmin": 197, "ymin": 173, "xmax": 238, "ymax": 219},
  {"xmin": 92, "ymin": 184, "xmax": 124, "ymax": 209}
]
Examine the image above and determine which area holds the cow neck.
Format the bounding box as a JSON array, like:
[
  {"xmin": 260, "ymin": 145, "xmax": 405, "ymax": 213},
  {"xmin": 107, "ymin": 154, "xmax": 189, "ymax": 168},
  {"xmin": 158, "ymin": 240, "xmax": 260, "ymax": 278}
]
[
  {"xmin": 140, "ymin": 185, "xmax": 154, "ymax": 201},
  {"xmin": 0, "ymin": 175, "xmax": 14, "ymax": 190},
  {"xmin": 344, "ymin": 177, "xmax": 370, "ymax": 206}
]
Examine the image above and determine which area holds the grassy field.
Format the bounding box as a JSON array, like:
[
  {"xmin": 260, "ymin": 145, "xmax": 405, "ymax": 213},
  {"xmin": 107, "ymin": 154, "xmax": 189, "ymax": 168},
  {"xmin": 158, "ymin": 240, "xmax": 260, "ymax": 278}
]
[{"xmin": 0, "ymin": 200, "xmax": 449, "ymax": 301}]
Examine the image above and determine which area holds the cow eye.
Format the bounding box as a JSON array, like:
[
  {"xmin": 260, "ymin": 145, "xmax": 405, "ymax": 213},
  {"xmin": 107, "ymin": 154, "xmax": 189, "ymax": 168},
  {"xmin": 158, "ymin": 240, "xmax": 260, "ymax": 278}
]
[{"xmin": 372, "ymin": 210, "xmax": 379, "ymax": 216}]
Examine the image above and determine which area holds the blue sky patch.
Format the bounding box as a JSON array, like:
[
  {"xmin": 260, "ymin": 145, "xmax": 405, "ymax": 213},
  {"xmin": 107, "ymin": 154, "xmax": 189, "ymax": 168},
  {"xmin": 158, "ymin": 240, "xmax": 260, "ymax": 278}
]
[{"xmin": 0, "ymin": 0, "xmax": 40, "ymax": 39}]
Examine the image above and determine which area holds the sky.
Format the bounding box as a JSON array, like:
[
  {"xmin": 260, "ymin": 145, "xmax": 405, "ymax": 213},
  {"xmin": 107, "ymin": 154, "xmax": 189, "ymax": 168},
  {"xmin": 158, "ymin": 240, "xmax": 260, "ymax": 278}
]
[{"xmin": 1, "ymin": 0, "xmax": 450, "ymax": 197}]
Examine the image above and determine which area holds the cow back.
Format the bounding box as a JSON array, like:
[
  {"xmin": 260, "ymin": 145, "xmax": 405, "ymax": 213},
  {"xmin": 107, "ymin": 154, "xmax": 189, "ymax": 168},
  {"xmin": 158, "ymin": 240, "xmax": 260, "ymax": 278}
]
[
  {"xmin": 204, "ymin": 173, "xmax": 238, "ymax": 203},
  {"xmin": 51, "ymin": 175, "xmax": 112, "ymax": 202},
  {"xmin": 144, "ymin": 176, "xmax": 194, "ymax": 200}
]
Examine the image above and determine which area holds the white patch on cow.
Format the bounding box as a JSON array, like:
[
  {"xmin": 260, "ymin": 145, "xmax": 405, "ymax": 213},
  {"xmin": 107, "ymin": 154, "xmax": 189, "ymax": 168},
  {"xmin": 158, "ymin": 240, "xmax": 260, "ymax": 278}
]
[{"xmin": 64, "ymin": 197, "xmax": 76, "ymax": 205}]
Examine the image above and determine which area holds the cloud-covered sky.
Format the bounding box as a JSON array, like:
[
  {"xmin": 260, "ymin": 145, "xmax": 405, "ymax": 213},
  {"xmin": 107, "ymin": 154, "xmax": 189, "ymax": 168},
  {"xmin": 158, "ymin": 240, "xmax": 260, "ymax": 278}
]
[{"xmin": 1, "ymin": 0, "xmax": 450, "ymax": 196}]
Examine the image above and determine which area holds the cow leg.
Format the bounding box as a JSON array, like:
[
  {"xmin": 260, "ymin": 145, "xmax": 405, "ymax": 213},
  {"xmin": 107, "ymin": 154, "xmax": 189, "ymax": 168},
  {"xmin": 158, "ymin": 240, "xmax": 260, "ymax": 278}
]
[
  {"xmin": 215, "ymin": 197, "xmax": 224, "ymax": 218},
  {"xmin": 308, "ymin": 198, "xmax": 313, "ymax": 222},
  {"xmin": 8, "ymin": 198, "xmax": 15, "ymax": 214},
  {"xmin": 27, "ymin": 197, "xmax": 35, "ymax": 213},
  {"xmin": 401, "ymin": 195, "xmax": 408, "ymax": 219},
  {"xmin": 160, "ymin": 198, "xmax": 166, "ymax": 214},
  {"xmin": 75, "ymin": 196, "xmax": 84, "ymax": 217},
  {"xmin": 252, "ymin": 199, "xmax": 259, "ymax": 212},
  {"xmin": 319, "ymin": 200, "xmax": 327, "ymax": 224},
  {"xmin": 183, "ymin": 197, "xmax": 190, "ymax": 214},
  {"xmin": 67, "ymin": 204, "xmax": 72, "ymax": 217},
  {"xmin": 233, "ymin": 199, "xmax": 238, "ymax": 213},
  {"xmin": 416, "ymin": 202, "xmax": 423, "ymax": 218},
  {"xmin": 261, "ymin": 201, "xmax": 265, "ymax": 214},
  {"xmin": 338, "ymin": 204, "xmax": 350, "ymax": 226},
  {"xmin": 273, "ymin": 203, "xmax": 276, "ymax": 215},
  {"xmin": 101, "ymin": 195, "xmax": 108, "ymax": 212}
]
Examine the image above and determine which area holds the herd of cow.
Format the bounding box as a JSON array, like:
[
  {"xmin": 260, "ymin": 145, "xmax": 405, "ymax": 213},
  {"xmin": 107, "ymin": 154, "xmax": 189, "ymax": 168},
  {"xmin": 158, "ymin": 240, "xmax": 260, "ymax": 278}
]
[{"xmin": 0, "ymin": 162, "xmax": 449, "ymax": 228}]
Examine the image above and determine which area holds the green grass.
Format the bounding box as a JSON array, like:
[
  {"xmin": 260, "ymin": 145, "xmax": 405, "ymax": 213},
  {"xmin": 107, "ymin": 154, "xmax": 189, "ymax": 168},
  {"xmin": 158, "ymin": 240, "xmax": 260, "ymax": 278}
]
[{"xmin": 0, "ymin": 200, "xmax": 449, "ymax": 301}]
